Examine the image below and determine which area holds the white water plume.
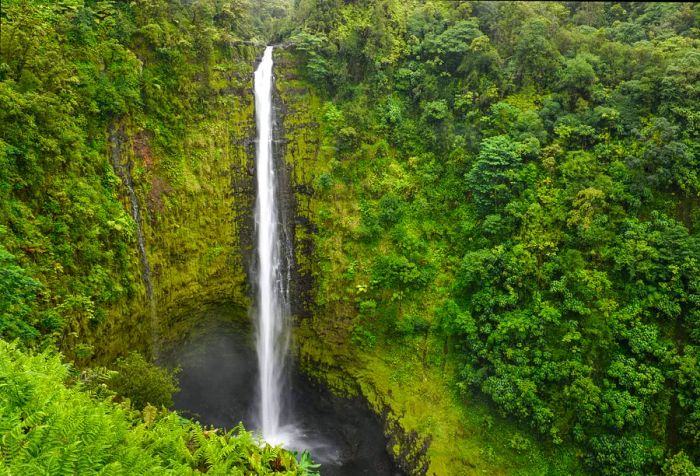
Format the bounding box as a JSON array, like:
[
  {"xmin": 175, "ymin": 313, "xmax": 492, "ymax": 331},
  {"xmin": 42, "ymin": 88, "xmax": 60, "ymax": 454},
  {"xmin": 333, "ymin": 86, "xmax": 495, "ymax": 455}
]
[{"xmin": 254, "ymin": 45, "xmax": 290, "ymax": 444}]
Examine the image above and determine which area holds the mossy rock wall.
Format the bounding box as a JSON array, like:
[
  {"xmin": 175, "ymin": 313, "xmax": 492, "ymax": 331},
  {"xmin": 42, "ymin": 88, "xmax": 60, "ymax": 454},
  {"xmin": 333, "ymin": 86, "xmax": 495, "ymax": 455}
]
[
  {"xmin": 273, "ymin": 48, "xmax": 435, "ymax": 475},
  {"xmin": 72, "ymin": 45, "xmax": 261, "ymax": 362}
]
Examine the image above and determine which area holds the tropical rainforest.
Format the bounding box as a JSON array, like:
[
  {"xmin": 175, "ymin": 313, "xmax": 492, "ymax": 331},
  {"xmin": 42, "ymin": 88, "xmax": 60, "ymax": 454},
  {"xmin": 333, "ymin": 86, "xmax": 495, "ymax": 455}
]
[{"xmin": 1, "ymin": 1, "xmax": 699, "ymax": 475}]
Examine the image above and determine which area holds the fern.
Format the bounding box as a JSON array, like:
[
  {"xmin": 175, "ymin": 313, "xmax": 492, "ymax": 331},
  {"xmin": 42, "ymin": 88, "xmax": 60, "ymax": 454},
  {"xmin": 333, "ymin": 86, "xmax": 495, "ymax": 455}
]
[{"xmin": 0, "ymin": 342, "xmax": 319, "ymax": 475}]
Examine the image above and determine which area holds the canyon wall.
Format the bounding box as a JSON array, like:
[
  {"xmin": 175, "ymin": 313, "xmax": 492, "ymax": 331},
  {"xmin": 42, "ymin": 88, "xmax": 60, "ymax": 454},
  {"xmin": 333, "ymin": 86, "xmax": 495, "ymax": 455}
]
[{"xmin": 77, "ymin": 46, "xmax": 260, "ymax": 361}]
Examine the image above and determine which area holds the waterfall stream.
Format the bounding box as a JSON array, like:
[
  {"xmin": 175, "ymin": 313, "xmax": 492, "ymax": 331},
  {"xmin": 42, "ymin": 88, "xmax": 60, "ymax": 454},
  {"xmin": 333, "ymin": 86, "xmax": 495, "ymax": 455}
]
[
  {"xmin": 109, "ymin": 125, "xmax": 153, "ymax": 302},
  {"xmin": 109, "ymin": 125, "xmax": 158, "ymax": 356},
  {"xmin": 254, "ymin": 46, "xmax": 291, "ymax": 444}
]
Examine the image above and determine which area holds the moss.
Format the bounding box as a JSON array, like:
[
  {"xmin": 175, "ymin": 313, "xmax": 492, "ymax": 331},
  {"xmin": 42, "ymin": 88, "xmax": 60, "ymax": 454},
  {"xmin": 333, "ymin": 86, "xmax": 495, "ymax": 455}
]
[{"xmin": 71, "ymin": 46, "xmax": 259, "ymax": 364}]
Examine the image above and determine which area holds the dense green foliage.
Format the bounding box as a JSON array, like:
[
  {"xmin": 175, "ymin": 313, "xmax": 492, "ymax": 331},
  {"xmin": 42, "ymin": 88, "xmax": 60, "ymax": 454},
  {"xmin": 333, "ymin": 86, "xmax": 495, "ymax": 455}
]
[
  {"xmin": 3, "ymin": 0, "xmax": 700, "ymax": 474},
  {"xmin": 108, "ymin": 352, "xmax": 180, "ymax": 409},
  {"xmin": 0, "ymin": 341, "xmax": 317, "ymax": 475},
  {"xmin": 286, "ymin": 1, "xmax": 700, "ymax": 473},
  {"xmin": 0, "ymin": 0, "xmax": 263, "ymax": 348}
]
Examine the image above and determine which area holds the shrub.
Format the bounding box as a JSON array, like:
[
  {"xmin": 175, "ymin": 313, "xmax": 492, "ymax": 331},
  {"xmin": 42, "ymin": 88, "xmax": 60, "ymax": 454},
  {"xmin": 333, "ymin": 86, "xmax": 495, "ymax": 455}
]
[{"xmin": 108, "ymin": 352, "xmax": 179, "ymax": 409}]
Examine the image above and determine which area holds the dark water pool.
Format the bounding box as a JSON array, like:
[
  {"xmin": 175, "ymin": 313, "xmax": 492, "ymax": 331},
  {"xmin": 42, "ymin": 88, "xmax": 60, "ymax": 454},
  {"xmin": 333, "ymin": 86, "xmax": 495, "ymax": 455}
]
[{"xmin": 158, "ymin": 305, "xmax": 401, "ymax": 476}]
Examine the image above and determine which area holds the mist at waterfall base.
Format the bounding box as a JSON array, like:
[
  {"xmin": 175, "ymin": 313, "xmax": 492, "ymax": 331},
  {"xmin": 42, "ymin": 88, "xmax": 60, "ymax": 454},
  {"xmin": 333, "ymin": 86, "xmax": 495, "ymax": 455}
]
[{"xmin": 159, "ymin": 305, "xmax": 401, "ymax": 476}]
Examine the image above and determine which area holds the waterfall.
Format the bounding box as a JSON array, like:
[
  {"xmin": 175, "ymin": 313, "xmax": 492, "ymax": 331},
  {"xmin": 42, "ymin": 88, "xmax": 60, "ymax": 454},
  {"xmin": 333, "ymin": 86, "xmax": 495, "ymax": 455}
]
[{"xmin": 254, "ymin": 46, "xmax": 290, "ymax": 443}]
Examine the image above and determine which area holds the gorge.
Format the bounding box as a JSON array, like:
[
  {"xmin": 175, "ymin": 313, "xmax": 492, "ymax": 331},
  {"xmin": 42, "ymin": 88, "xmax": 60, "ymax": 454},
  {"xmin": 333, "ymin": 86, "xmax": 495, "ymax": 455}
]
[{"xmin": 2, "ymin": 2, "xmax": 700, "ymax": 475}]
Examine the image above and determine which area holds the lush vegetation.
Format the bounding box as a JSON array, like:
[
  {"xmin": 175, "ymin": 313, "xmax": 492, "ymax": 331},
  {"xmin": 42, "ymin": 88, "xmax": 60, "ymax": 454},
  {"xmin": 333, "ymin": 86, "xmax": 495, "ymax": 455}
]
[
  {"xmin": 108, "ymin": 352, "xmax": 181, "ymax": 409},
  {"xmin": 283, "ymin": 1, "xmax": 700, "ymax": 474},
  {"xmin": 0, "ymin": 341, "xmax": 317, "ymax": 475},
  {"xmin": 0, "ymin": 0, "xmax": 263, "ymax": 351},
  {"xmin": 2, "ymin": 0, "xmax": 700, "ymax": 474}
]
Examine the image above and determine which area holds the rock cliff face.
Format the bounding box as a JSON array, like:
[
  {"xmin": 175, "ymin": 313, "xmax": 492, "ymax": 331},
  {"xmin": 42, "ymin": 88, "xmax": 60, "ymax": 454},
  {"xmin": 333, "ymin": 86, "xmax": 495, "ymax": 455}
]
[
  {"xmin": 270, "ymin": 51, "xmax": 320, "ymax": 323},
  {"xmin": 81, "ymin": 46, "xmax": 260, "ymax": 361},
  {"xmin": 272, "ymin": 48, "xmax": 433, "ymax": 475}
]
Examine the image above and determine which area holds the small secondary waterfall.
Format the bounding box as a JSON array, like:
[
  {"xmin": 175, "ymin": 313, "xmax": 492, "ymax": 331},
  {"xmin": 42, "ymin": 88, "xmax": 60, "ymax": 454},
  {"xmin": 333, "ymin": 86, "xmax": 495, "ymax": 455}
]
[
  {"xmin": 109, "ymin": 125, "xmax": 158, "ymax": 356},
  {"xmin": 254, "ymin": 46, "xmax": 290, "ymax": 443},
  {"xmin": 108, "ymin": 125, "xmax": 154, "ymax": 302}
]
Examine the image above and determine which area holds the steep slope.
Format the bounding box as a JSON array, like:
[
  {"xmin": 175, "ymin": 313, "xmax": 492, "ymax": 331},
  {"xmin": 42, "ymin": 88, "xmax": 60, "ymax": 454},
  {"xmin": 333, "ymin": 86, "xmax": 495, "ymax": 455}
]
[
  {"xmin": 273, "ymin": 47, "xmax": 578, "ymax": 476},
  {"xmin": 0, "ymin": 0, "xmax": 260, "ymax": 360}
]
